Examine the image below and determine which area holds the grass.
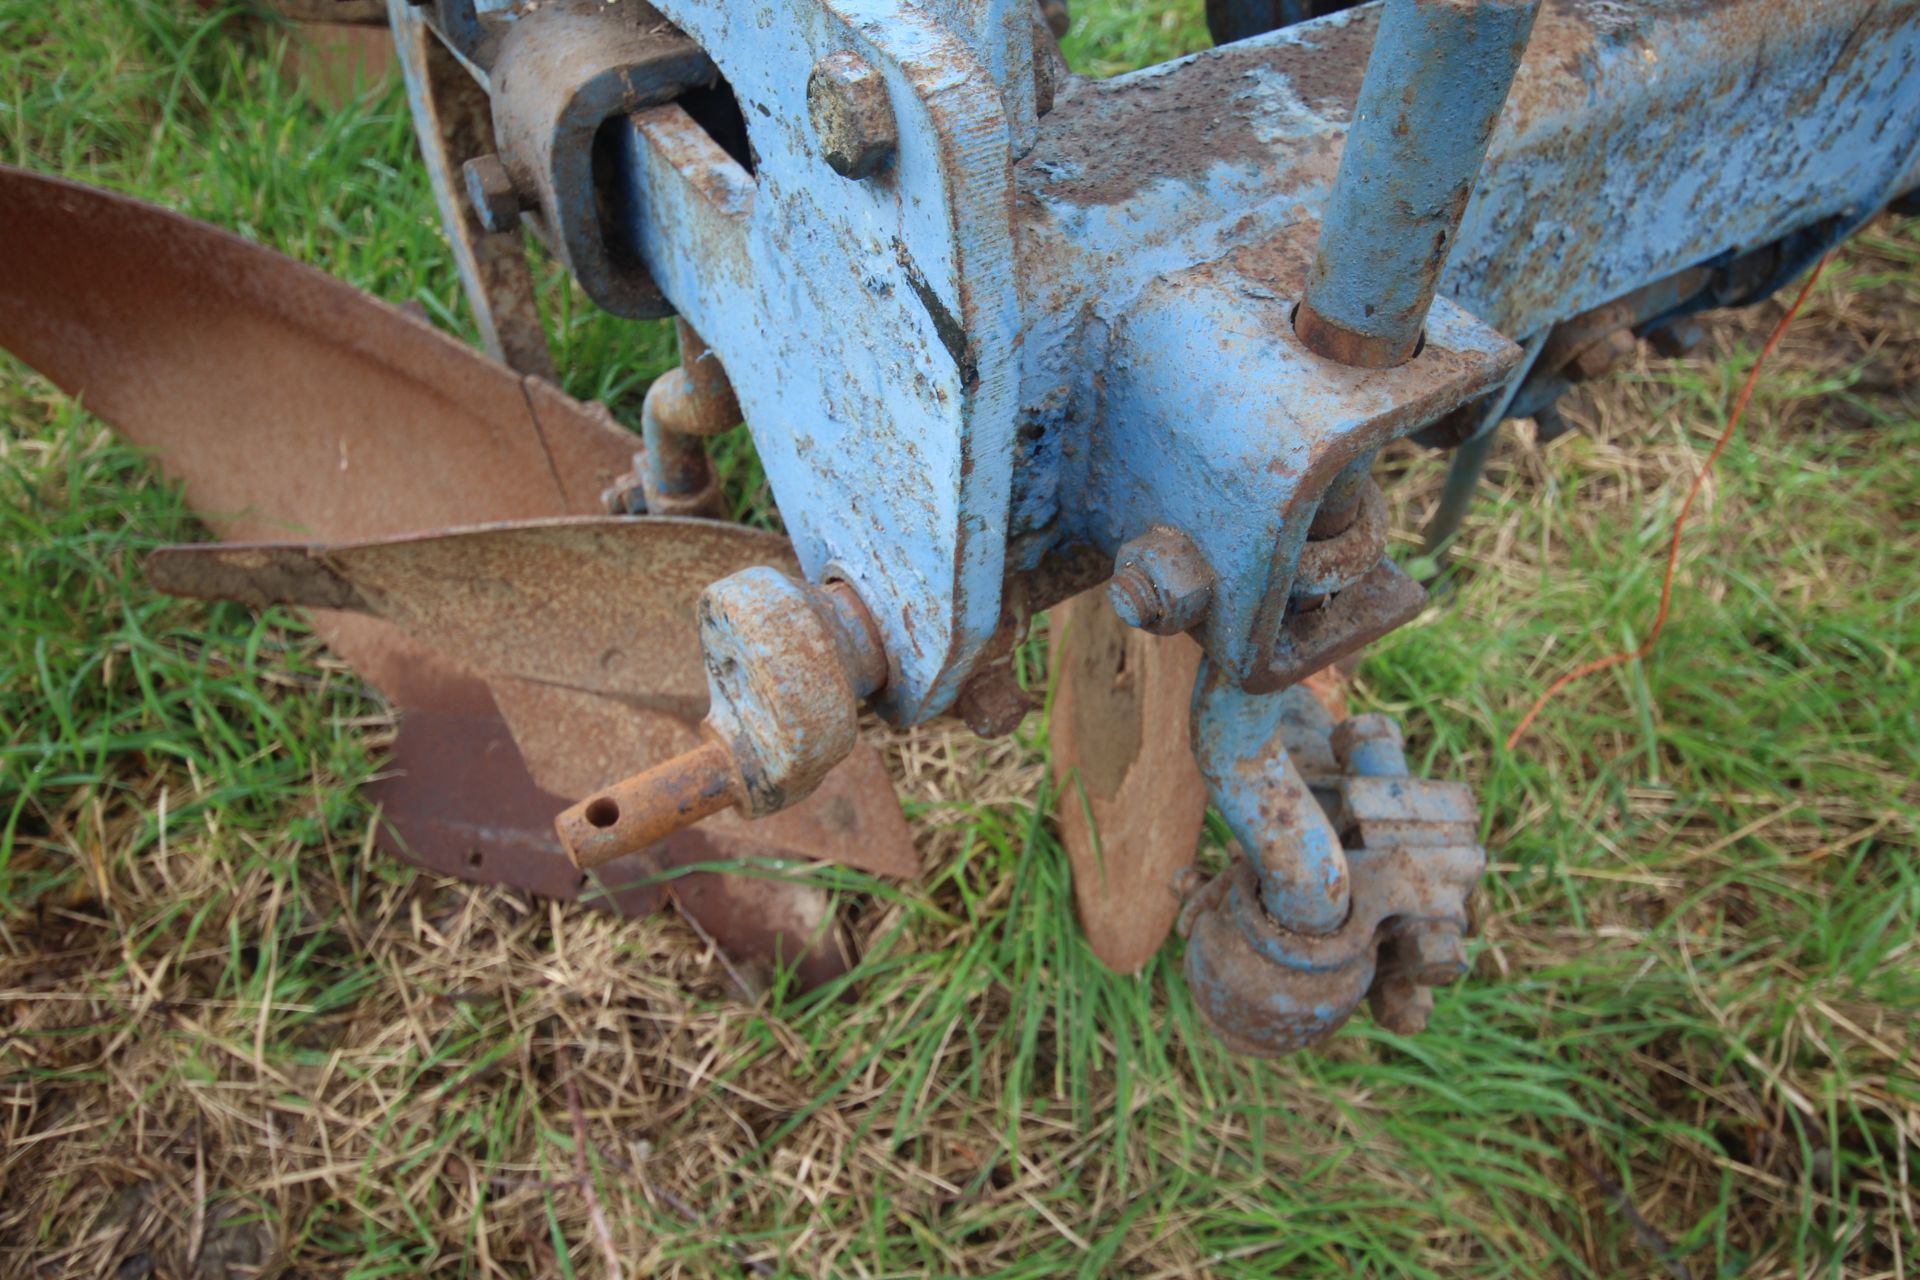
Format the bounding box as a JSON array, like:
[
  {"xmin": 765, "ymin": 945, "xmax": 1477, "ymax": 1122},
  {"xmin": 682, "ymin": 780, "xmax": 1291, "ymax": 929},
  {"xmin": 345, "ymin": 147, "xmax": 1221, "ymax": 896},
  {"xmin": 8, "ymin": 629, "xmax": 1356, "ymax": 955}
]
[{"xmin": 2, "ymin": 1, "xmax": 1917, "ymax": 1276}]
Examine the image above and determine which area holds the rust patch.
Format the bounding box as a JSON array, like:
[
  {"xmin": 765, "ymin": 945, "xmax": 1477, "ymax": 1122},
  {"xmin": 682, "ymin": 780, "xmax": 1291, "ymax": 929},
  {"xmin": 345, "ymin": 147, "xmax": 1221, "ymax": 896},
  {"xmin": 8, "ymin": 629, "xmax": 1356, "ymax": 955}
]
[{"xmin": 1051, "ymin": 589, "xmax": 1209, "ymax": 974}]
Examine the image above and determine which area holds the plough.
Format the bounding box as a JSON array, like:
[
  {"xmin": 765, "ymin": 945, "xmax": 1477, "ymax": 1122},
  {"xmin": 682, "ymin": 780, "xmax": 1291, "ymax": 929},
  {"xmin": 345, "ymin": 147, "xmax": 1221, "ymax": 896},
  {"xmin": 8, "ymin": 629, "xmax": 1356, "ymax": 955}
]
[{"xmin": 3, "ymin": 0, "xmax": 1915, "ymax": 1055}]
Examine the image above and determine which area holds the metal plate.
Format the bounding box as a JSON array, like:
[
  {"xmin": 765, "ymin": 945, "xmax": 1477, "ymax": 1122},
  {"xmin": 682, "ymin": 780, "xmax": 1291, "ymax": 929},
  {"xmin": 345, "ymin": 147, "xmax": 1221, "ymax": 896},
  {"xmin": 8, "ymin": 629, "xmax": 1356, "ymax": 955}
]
[
  {"xmin": 0, "ymin": 166, "xmax": 638, "ymax": 546},
  {"xmin": 0, "ymin": 167, "xmax": 914, "ymax": 979},
  {"xmin": 147, "ymin": 516, "xmax": 802, "ymax": 715},
  {"xmin": 1050, "ymin": 589, "xmax": 1208, "ymax": 974}
]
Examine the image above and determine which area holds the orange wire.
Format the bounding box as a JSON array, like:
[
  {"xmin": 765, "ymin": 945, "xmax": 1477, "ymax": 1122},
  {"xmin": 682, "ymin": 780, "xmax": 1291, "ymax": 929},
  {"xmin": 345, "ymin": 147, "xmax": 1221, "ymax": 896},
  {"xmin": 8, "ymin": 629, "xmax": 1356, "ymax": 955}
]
[{"xmin": 1504, "ymin": 255, "xmax": 1832, "ymax": 753}]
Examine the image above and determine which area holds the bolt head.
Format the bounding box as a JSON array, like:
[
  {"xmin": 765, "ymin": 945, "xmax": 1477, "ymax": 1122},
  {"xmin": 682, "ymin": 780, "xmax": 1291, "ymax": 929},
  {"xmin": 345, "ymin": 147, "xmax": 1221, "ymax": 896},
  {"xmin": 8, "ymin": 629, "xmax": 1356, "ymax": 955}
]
[
  {"xmin": 807, "ymin": 52, "xmax": 896, "ymax": 180},
  {"xmin": 1107, "ymin": 527, "xmax": 1214, "ymax": 635},
  {"xmin": 462, "ymin": 154, "xmax": 522, "ymax": 234}
]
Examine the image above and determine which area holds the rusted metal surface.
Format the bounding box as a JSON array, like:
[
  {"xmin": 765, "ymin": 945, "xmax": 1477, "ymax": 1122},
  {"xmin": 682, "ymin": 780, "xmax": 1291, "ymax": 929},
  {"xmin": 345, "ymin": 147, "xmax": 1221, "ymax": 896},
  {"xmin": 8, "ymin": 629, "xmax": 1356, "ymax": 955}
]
[
  {"xmin": 562, "ymin": 737, "xmax": 742, "ymax": 869},
  {"xmin": 639, "ymin": 320, "xmax": 733, "ymax": 518},
  {"xmin": 390, "ymin": 4, "xmax": 555, "ymax": 378},
  {"xmin": 807, "ymin": 52, "xmax": 899, "ymax": 181},
  {"xmin": 0, "ymin": 166, "xmax": 634, "ymax": 547},
  {"xmin": 487, "ymin": 0, "xmax": 714, "ymax": 318},
  {"xmin": 1050, "ymin": 590, "xmax": 1209, "ymax": 974},
  {"xmin": 1107, "ymin": 526, "xmax": 1216, "ymax": 637},
  {"xmin": 649, "ymin": 321, "xmax": 741, "ymax": 438},
  {"xmin": 1267, "ymin": 556, "xmax": 1426, "ymax": 692},
  {"xmin": 365, "ymin": 697, "xmax": 860, "ymax": 989},
  {"xmin": 364, "ymin": 697, "xmax": 671, "ymax": 918},
  {"xmin": 0, "ymin": 167, "xmax": 911, "ymax": 988},
  {"xmin": 148, "ymin": 517, "xmax": 793, "ymax": 715},
  {"xmin": 1291, "ymin": 477, "xmax": 1386, "ymax": 599},
  {"xmin": 1305, "ymin": 452, "xmax": 1373, "ymax": 539},
  {"xmin": 147, "ymin": 520, "xmax": 914, "ymax": 879},
  {"xmin": 954, "ymin": 664, "xmax": 1032, "ymax": 738},
  {"xmin": 487, "ymin": 677, "xmax": 918, "ymax": 880},
  {"xmin": 555, "ymin": 567, "xmax": 884, "ymax": 866}
]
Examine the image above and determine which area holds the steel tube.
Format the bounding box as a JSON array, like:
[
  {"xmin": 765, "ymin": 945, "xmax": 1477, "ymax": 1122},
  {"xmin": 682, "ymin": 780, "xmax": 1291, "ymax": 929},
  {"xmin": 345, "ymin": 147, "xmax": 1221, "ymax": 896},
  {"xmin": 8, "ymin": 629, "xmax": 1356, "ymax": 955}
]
[
  {"xmin": 1296, "ymin": 0, "xmax": 1541, "ymax": 369},
  {"xmin": 1422, "ymin": 420, "xmax": 1497, "ymax": 563},
  {"xmin": 557, "ymin": 736, "xmax": 742, "ymax": 869}
]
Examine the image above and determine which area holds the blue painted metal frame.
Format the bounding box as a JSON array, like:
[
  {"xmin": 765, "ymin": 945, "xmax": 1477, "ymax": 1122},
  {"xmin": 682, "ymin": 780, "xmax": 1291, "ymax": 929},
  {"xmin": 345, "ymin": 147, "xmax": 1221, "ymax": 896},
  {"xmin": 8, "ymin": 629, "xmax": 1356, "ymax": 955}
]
[
  {"xmin": 610, "ymin": 0, "xmax": 1919, "ymax": 720},
  {"xmin": 621, "ymin": 0, "xmax": 1027, "ymax": 726},
  {"xmin": 437, "ymin": 0, "xmax": 1919, "ymax": 722},
  {"xmin": 387, "ymin": 0, "xmax": 1920, "ymax": 1046}
]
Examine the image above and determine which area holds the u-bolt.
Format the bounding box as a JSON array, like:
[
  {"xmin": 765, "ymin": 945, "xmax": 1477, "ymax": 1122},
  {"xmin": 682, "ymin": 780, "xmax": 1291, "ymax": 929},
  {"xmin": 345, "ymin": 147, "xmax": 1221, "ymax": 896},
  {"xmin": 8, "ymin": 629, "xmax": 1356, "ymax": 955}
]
[
  {"xmin": 641, "ymin": 319, "xmax": 740, "ymax": 518},
  {"xmin": 1191, "ymin": 663, "xmax": 1351, "ymax": 935}
]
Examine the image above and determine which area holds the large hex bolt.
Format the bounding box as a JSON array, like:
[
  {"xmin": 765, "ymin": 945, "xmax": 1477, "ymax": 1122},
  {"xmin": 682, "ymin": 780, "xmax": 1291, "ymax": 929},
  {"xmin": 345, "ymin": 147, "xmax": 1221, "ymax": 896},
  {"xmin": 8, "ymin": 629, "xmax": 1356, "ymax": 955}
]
[
  {"xmin": 461, "ymin": 154, "xmax": 524, "ymax": 235},
  {"xmin": 807, "ymin": 52, "xmax": 897, "ymax": 180},
  {"xmin": 554, "ymin": 571, "xmax": 886, "ymax": 868},
  {"xmin": 1295, "ymin": 0, "xmax": 1541, "ymax": 369},
  {"xmin": 1108, "ymin": 527, "xmax": 1215, "ymax": 636}
]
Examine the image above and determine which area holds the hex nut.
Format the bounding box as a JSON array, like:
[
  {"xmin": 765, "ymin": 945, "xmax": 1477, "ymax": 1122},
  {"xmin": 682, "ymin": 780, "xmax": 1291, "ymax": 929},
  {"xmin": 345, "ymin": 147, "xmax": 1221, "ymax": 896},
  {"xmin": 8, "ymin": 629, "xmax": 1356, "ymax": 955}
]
[
  {"xmin": 807, "ymin": 52, "xmax": 896, "ymax": 180},
  {"xmin": 956, "ymin": 664, "xmax": 1031, "ymax": 738},
  {"xmin": 462, "ymin": 154, "xmax": 523, "ymax": 234},
  {"xmin": 1107, "ymin": 527, "xmax": 1214, "ymax": 636}
]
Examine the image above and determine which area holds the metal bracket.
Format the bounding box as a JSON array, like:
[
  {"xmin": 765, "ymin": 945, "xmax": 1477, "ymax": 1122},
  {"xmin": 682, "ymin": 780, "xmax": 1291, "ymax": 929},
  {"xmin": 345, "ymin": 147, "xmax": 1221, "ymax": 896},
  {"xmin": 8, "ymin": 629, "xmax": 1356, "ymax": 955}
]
[{"xmin": 489, "ymin": 0, "xmax": 716, "ymax": 318}]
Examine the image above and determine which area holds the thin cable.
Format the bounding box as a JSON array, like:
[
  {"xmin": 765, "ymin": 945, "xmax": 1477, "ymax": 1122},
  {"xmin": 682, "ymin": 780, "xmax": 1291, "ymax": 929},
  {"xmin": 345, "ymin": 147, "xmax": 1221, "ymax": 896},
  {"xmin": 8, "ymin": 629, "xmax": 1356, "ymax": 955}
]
[{"xmin": 1505, "ymin": 255, "xmax": 1831, "ymax": 753}]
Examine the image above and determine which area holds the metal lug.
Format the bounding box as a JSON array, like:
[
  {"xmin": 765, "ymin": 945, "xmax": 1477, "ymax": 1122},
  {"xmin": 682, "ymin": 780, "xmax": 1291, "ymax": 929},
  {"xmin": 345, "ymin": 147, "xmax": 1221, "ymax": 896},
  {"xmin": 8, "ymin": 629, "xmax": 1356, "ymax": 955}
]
[{"xmin": 461, "ymin": 153, "xmax": 523, "ymax": 234}]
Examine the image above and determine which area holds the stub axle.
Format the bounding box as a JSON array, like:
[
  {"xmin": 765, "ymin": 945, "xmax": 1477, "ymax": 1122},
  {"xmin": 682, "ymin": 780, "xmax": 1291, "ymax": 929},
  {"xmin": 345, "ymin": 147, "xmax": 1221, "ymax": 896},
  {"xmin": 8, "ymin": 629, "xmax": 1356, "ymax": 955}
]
[
  {"xmin": 553, "ymin": 568, "xmax": 885, "ymax": 869},
  {"xmin": 557, "ymin": 736, "xmax": 743, "ymax": 869}
]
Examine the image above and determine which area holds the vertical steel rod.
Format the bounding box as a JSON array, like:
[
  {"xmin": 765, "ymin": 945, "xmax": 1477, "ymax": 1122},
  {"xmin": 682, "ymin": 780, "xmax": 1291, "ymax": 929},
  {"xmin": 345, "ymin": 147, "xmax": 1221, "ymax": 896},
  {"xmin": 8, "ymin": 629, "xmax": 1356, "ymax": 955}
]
[
  {"xmin": 1296, "ymin": 0, "xmax": 1541, "ymax": 369},
  {"xmin": 1422, "ymin": 423, "xmax": 1498, "ymax": 564}
]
